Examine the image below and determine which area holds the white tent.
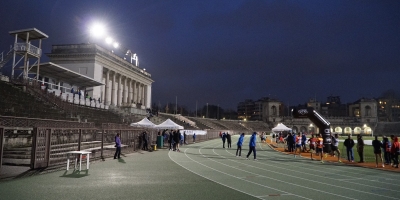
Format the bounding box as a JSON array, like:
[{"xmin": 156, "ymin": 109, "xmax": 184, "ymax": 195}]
[
  {"xmin": 272, "ymin": 123, "xmax": 292, "ymax": 132},
  {"xmin": 130, "ymin": 117, "xmax": 156, "ymax": 128},
  {"xmin": 154, "ymin": 119, "xmax": 184, "ymax": 129}
]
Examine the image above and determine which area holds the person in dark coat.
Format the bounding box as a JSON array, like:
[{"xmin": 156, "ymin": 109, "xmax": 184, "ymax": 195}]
[
  {"xmin": 142, "ymin": 132, "xmax": 148, "ymax": 151},
  {"xmin": 168, "ymin": 130, "xmax": 173, "ymax": 151},
  {"xmin": 344, "ymin": 135, "xmax": 355, "ymax": 162},
  {"xmin": 372, "ymin": 135, "xmax": 384, "ymax": 168},
  {"xmin": 286, "ymin": 133, "xmax": 294, "ymax": 152},
  {"xmin": 184, "ymin": 131, "xmax": 187, "ymax": 145},
  {"xmin": 357, "ymin": 135, "xmax": 364, "ymax": 163},
  {"xmin": 173, "ymin": 130, "xmax": 180, "ymax": 152},
  {"xmin": 382, "ymin": 136, "xmax": 391, "ymax": 165},
  {"xmin": 226, "ymin": 132, "xmax": 232, "ymax": 148},
  {"xmin": 222, "ymin": 132, "xmax": 227, "ymax": 148}
]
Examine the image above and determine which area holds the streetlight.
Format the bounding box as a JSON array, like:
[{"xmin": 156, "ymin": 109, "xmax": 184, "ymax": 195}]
[{"xmin": 89, "ymin": 23, "xmax": 106, "ymax": 38}]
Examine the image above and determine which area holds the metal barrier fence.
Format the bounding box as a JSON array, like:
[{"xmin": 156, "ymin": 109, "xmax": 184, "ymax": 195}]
[
  {"xmin": 29, "ymin": 127, "xmax": 158, "ymax": 169},
  {"xmin": 1, "ymin": 125, "xmax": 251, "ymax": 175}
]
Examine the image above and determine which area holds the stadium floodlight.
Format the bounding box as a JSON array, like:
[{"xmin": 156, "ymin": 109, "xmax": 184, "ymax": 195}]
[
  {"xmin": 89, "ymin": 23, "xmax": 106, "ymax": 38},
  {"xmin": 113, "ymin": 42, "xmax": 119, "ymax": 48},
  {"xmin": 105, "ymin": 37, "xmax": 113, "ymax": 44}
]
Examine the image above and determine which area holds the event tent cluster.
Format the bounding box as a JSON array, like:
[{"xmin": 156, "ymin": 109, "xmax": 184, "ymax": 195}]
[
  {"xmin": 131, "ymin": 118, "xmax": 183, "ymax": 130},
  {"xmin": 271, "ymin": 123, "xmax": 292, "ymax": 132}
]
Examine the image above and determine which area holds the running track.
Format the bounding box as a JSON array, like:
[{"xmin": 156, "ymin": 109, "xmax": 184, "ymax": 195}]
[{"xmin": 169, "ymin": 135, "xmax": 400, "ymax": 200}]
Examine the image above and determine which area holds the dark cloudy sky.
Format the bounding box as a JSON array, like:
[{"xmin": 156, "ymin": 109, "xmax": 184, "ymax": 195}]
[{"xmin": 1, "ymin": 0, "xmax": 400, "ymax": 111}]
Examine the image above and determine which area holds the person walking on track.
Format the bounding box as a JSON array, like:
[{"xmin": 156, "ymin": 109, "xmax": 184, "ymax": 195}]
[
  {"xmin": 246, "ymin": 132, "xmax": 257, "ymax": 161},
  {"xmin": 308, "ymin": 134, "xmax": 317, "ymax": 160},
  {"xmin": 331, "ymin": 133, "xmax": 341, "ymax": 163},
  {"xmin": 222, "ymin": 132, "xmax": 227, "ymax": 148},
  {"xmin": 236, "ymin": 133, "xmax": 245, "ymax": 157},
  {"xmin": 114, "ymin": 133, "xmax": 121, "ymax": 159},
  {"xmin": 316, "ymin": 134, "xmax": 324, "ymax": 163}
]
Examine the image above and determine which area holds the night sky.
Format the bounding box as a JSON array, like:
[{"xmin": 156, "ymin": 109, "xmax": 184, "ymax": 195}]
[{"xmin": 1, "ymin": 0, "xmax": 400, "ymax": 111}]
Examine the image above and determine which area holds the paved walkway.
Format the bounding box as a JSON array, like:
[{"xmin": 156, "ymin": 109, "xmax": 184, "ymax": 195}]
[{"xmin": 1, "ymin": 136, "xmax": 400, "ymax": 200}]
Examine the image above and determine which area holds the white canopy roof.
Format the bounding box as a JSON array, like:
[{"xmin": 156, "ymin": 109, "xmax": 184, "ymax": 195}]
[
  {"xmin": 130, "ymin": 117, "xmax": 156, "ymax": 127},
  {"xmin": 154, "ymin": 119, "xmax": 184, "ymax": 129},
  {"xmin": 272, "ymin": 123, "xmax": 292, "ymax": 132}
]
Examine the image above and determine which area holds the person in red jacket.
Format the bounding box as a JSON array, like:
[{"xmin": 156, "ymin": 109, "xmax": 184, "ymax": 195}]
[{"xmin": 390, "ymin": 135, "xmax": 399, "ymax": 168}]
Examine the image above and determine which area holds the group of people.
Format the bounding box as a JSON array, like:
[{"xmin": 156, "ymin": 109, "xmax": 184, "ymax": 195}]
[
  {"xmin": 219, "ymin": 132, "xmax": 232, "ymax": 148},
  {"xmin": 222, "ymin": 132, "xmax": 258, "ymax": 160},
  {"xmin": 344, "ymin": 134, "xmax": 399, "ymax": 168},
  {"xmin": 161, "ymin": 130, "xmax": 197, "ymax": 152}
]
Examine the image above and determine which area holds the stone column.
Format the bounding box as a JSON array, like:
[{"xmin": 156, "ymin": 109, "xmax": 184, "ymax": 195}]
[
  {"xmin": 117, "ymin": 75, "xmax": 122, "ymax": 106},
  {"xmin": 132, "ymin": 80, "xmax": 137, "ymax": 104},
  {"xmin": 111, "ymin": 72, "xmax": 116, "ymax": 106},
  {"xmin": 128, "ymin": 79, "xmax": 132, "ymax": 105},
  {"xmin": 123, "ymin": 77, "xmax": 128, "ymax": 104},
  {"xmin": 104, "ymin": 70, "xmax": 109, "ymax": 105},
  {"xmin": 141, "ymin": 83, "xmax": 145, "ymax": 106},
  {"xmin": 137, "ymin": 83, "xmax": 141, "ymax": 104},
  {"xmin": 144, "ymin": 85, "xmax": 148, "ymax": 108}
]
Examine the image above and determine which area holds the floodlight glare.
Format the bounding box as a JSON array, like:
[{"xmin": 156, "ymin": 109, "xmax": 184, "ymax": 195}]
[
  {"xmin": 89, "ymin": 23, "xmax": 105, "ymax": 38},
  {"xmin": 105, "ymin": 37, "xmax": 113, "ymax": 44},
  {"xmin": 113, "ymin": 42, "xmax": 119, "ymax": 48}
]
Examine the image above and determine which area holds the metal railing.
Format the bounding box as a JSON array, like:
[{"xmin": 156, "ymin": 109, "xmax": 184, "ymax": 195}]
[{"xmin": 14, "ymin": 43, "xmax": 42, "ymax": 57}]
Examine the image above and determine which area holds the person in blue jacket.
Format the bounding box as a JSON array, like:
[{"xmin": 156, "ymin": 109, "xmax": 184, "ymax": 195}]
[
  {"xmin": 236, "ymin": 133, "xmax": 245, "ymax": 157},
  {"xmin": 114, "ymin": 133, "xmax": 121, "ymax": 159},
  {"xmin": 246, "ymin": 132, "xmax": 258, "ymax": 160}
]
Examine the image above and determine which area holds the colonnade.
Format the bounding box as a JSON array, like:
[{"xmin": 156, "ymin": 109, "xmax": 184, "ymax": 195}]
[{"xmin": 102, "ymin": 70, "xmax": 150, "ymax": 108}]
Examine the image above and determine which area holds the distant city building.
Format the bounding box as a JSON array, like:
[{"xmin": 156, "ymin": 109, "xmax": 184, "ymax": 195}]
[
  {"xmin": 237, "ymin": 97, "xmax": 282, "ymax": 121},
  {"xmin": 377, "ymin": 98, "xmax": 400, "ymax": 122}
]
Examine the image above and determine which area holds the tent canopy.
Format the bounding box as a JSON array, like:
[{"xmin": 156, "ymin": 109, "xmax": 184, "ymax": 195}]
[
  {"xmin": 272, "ymin": 123, "xmax": 292, "ymax": 132},
  {"xmin": 154, "ymin": 119, "xmax": 184, "ymax": 129},
  {"xmin": 130, "ymin": 117, "xmax": 156, "ymax": 127}
]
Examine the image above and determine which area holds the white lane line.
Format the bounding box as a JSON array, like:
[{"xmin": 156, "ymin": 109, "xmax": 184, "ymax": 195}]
[
  {"xmin": 220, "ymin": 138, "xmax": 400, "ymax": 199},
  {"xmin": 183, "ymin": 140, "xmax": 309, "ymax": 200},
  {"xmin": 203, "ymin": 146, "xmax": 358, "ymax": 200},
  {"xmin": 234, "ymin": 142, "xmax": 400, "ymax": 193},
  {"xmin": 168, "ymin": 148, "xmax": 263, "ymax": 200},
  {"xmin": 262, "ymin": 138, "xmax": 400, "ymax": 178},
  {"xmin": 258, "ymin": 141, "xmax": 400, "ymax": 187}
]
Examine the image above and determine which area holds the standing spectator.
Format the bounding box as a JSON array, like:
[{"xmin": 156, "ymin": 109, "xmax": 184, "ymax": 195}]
[
  {"xmin": 142, "ymin": 132, "xmax": 148, "ymax": 151},
  {"xmin": 114, "ymin": 133, "xmax": 121, "ymax": 159},
  {"xmin": 193, "ymin": 133, "xmax": 196, "ymax": 143},
  {"xmin": 372, "ymin": 136, "xmax": 384, "ymax": 168},
  {"xmin": 168, "ymin": 130, "xmax": 173, "ymax": 151},
  {"xmin": 357, "ymin": 135, "xmax": 365, "ymax": 163},
  {"xmin": 184, "ymin": 131, "xmax": 187, "ymax": 144},
  {"xmin": 173, "ymin": 130, "xmax": 180, "ymax": 152},
  {"xmin": 344, "ymin": 135, "xmax": 355, "ymax": 162},
  {"xmin": 390, "ymin": 135, "xmax": 399, "ymax": 168},
  {"xmin": 246, "ymin": 132, "xmax": 257, "ymax": 160},
  {"xmin": 331, "ymin": 133, "xmax": 341, "ymax": 162},
  {"xmin": 286, "ymin": 133, "xmax": 294, "ymax": 152},
  {"xmin": 382, "ymin": 136, "xmax": 391, "ymax": 165},
  {"xmin": 222, "ymin": 132, "xmax": 227, "ymax": 148},
  {"xmin": 236, "ymin": 133, "xmax": 245, "ymax": 157},
  {"xmin": 226, "ymin": 132, "xmax": 232, "ymax": 148}
]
